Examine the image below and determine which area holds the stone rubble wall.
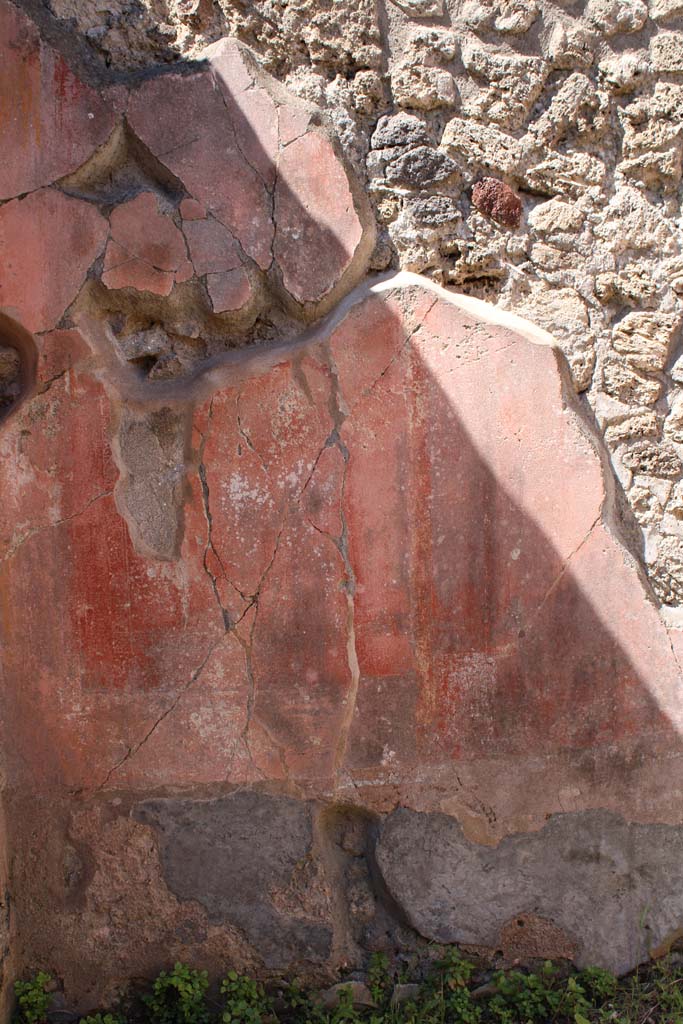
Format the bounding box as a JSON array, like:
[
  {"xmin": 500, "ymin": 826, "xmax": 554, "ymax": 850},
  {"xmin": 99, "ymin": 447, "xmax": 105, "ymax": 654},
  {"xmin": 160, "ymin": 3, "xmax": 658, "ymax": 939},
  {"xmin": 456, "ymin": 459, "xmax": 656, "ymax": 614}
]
[{"xmin": 42, "ymin": 0, "xmax": 683, "ymax": 609}]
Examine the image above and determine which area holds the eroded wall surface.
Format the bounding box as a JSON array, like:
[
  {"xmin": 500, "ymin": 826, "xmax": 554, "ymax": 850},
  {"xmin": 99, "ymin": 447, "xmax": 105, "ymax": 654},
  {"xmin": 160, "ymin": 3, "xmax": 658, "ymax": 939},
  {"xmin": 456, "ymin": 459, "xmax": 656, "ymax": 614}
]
[
  {"xmin": 23, "ymin": 0, "xmax": 683, "ymax": 611},
  {"xmin": 3, "ymin": 0, "xmax": 683, "ymax": 1011}
]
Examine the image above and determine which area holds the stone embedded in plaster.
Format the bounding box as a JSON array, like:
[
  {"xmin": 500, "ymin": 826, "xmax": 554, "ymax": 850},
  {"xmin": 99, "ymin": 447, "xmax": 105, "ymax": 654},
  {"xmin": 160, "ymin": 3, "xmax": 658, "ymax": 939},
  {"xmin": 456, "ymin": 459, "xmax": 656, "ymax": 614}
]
[
  {"xmin": 387, "ymin": 0, "xmax": 444, "ymax": 17},
  {"xmin": 472, "ymin": 177, "xmax": 523, "ymax": 228},
  {"xmin": 206, "ymin": 268, "xmax": 252, "ymax": 313},
  {"xmin": 183, "ymin": 218, "xmax": 243, "ymax": 277},
  {"xmin": 0, "ymin": 188, "xmax": 108, "ymax": 333},
  {"xmin": 0, "ymin": 0, "xmax": 114, "ymax": 201},
  {"xmin": 102, "ymin": 192, "xmax": 187, "ymax": 295},
  {"xmin": 274, "ymin": 132, "xmax": 365, "ymax": 305}
]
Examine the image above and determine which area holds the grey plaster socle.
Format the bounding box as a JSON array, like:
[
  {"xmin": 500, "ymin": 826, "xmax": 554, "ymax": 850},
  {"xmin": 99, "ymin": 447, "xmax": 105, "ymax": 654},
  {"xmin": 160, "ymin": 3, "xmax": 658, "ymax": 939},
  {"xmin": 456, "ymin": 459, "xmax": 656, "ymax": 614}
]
[
  {"xmin": 376, "ymin": 808, "xmax": 683, "ymax": 975},
  {"xmin": 135, "ymin": 791, "xmax": 333, "ymax": 968}
]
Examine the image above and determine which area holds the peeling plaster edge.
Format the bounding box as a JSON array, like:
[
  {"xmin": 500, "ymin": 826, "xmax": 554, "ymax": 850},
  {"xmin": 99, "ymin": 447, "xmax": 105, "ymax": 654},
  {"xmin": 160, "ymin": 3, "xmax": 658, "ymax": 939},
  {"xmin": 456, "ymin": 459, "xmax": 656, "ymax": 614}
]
[
  {"xmin": 75, "ymin": 270, "xmax": 559, "ymax": 408},
  {"xmin": 368, "ymin": 271, "xmax": 558, "ymax": 349}
]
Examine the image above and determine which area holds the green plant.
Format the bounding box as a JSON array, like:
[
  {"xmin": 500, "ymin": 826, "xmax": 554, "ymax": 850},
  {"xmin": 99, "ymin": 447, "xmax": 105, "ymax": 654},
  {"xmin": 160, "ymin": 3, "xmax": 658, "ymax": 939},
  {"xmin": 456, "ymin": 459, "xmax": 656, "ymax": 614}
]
[
  {"xmin": 143, "ymin": 963, "xmax": 209, "ymax": 1024},
  {"xmin": 80, "ymin": 1014, "xmax": 126, "ymax": 1024},
  {"xmin": 282, "ymin": 980, "xmax": 326, "ymax": 1024},
  {"xmin": 576, "ymin": 967, "xmax": 617, "ymax": 1003},
  {"xmin": 14, "ymin": 972, "xmax": 52, "ymax": 1024},
  {"xmin": 487, "ymin": 963, "xmax": 576, "ymax": 1024},
  {"xmin": 220, "ymin": 970, "xmax": 271, "ymax": 1024},
  {"xmin": 25, "ymin": 943, "xmax": 683, "ymax": 1024},
  {"xmin": 367, "ymin": 954, "xmax": 392, "ymax": 1008},
  {"xmin": 330, "ymin": 986, "xmax": 361, "ymax": 1024}
]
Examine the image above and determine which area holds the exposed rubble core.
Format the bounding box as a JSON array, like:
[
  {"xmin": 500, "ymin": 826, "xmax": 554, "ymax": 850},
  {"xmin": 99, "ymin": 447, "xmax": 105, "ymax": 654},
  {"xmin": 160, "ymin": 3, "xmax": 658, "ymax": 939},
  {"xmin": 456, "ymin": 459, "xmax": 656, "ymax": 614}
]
[{"xmin": 0, "ymin": 348, "xmax": 21, "ymax": 419}]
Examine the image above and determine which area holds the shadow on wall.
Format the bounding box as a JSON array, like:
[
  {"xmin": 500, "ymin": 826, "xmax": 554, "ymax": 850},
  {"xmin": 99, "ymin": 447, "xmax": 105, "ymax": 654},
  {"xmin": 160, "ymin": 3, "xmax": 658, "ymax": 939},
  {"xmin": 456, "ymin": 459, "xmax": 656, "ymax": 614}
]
[
  {"xmin": 4, "ymin": 280, "xmax": 683, "ymax": 989},
  {"xmin": 1, "ymin": 281, "xmax": 680, "ymax": 803},
  {"xmin": 2, "ymin": 4, "xmax": 683, "ymax": 997}
]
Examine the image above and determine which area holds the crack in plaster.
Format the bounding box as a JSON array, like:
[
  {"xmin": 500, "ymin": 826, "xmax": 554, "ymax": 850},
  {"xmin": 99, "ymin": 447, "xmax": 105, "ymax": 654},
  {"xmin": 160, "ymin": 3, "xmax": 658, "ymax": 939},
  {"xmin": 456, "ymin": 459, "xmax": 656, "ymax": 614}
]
[
  {"xmin": 1, "ymin": 489, "xmax": 114, "ymax": 565},
  {"xmin": 534, "ymin": 511, "xmax": 602, "ymax": 621},
  {"xmin": 197, "ymin": 396, "xmax": 244, "ymax": 629},
  {"xmin": 299, "ymin": 299, "xmax": 440, "ymax": 787},
  {"xmin": 96, "ymin": 633, "xmax": 225, "ymax": 790},
  {"xmin": 212, "ymin": 75, "xmax": 276, "ymax": 270}
]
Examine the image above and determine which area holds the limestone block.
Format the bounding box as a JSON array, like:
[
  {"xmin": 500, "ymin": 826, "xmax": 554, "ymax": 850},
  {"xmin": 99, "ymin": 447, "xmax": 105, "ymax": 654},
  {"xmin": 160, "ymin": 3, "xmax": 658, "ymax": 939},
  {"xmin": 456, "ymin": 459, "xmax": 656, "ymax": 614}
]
[
  {"xmin": 388, "ymin": 0, "xmax": 443, "ymax": 16},
  {"xmin": 391, "ymin": 65, "xmax": 457, "ymax": 110},
  {"xmin": 603, "ymin": 357, "xmax": 663, "ymax": 405},
  {"xmin": 651, "ymin": 32, "xmax": 683, "ymax": 72},
  {"xmin": 621, "ymin": 439, "xmax": 682, "ymax": 477},
  {"xmin": 528, "ymin": 199, "xmax": 585, "ymax": 235},
  {"xmin": 586, "ymin": 0, "xmax": 648, "ymax": 33},
  {"xmin": 440, "ymin": 117, "xmax": 524, "ymax": 177},
  {"xmin": 650, "ymin": 0, "xmax": 683, "ymax": 19},
  {"xmin": 385, "ymin": 146, "xmax": 458, "ymax": 187},
  {"xmin": 611, "ymin": 312, "xmax": 680, "ymax": 373}
]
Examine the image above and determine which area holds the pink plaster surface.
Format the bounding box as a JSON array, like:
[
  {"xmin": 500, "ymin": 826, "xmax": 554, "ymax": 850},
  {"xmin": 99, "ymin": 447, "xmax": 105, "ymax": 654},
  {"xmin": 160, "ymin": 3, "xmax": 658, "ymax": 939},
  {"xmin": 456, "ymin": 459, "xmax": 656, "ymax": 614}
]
[
  {"xmin": 2, "ymin": 2, "xmax": 683, "ymax": 973},
  {"xmin": 1, "ymin": 280, "xmax": 681, "ymax": 816},
  {"xmin": 0, "ymin": 1, "xmax": 114, "ymax": 200},
  {"xmin": 0, "ymin": 188, "xmax": 107, "ymax": 332}
]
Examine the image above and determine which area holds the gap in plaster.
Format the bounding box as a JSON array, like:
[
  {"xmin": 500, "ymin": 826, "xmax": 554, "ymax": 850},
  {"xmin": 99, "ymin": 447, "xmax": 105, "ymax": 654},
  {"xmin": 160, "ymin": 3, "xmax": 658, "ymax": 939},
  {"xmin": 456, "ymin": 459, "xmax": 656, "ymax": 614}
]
[{"xmin": 0, "ymin": 315, "xmax": 37, "ymax": 423}]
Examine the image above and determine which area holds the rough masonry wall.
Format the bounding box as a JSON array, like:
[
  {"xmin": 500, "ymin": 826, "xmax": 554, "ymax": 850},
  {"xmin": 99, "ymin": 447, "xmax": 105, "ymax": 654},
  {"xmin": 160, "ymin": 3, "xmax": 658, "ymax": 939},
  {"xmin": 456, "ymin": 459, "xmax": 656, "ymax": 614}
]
[
  {"xmin": 4, "ymin": 0, "xmax": 683, "ymax": 1012},
  {"xmin": 33, "ymin": 0, "xmax": 683, "ymax": 609}
]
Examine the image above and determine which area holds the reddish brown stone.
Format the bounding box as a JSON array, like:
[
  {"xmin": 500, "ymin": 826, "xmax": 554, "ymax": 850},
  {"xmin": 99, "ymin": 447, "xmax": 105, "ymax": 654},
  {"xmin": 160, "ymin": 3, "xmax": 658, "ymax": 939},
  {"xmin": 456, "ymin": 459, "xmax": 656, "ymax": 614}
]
[{"xmin": 472, "ymin": 177, "xmax": 523, "ymax": 228}]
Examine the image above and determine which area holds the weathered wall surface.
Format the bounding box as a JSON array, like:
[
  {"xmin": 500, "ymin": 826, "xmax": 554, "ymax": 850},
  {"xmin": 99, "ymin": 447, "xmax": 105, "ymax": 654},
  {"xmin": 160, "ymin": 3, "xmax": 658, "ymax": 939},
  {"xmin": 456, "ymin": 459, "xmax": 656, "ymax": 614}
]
[
  {"xmin": 27, "ymin": 0, "xmax": 683, "ymax": 611},
  {"xmin": 3, "ymin": 0, "xmax": 683, "ymax": 1012}
]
